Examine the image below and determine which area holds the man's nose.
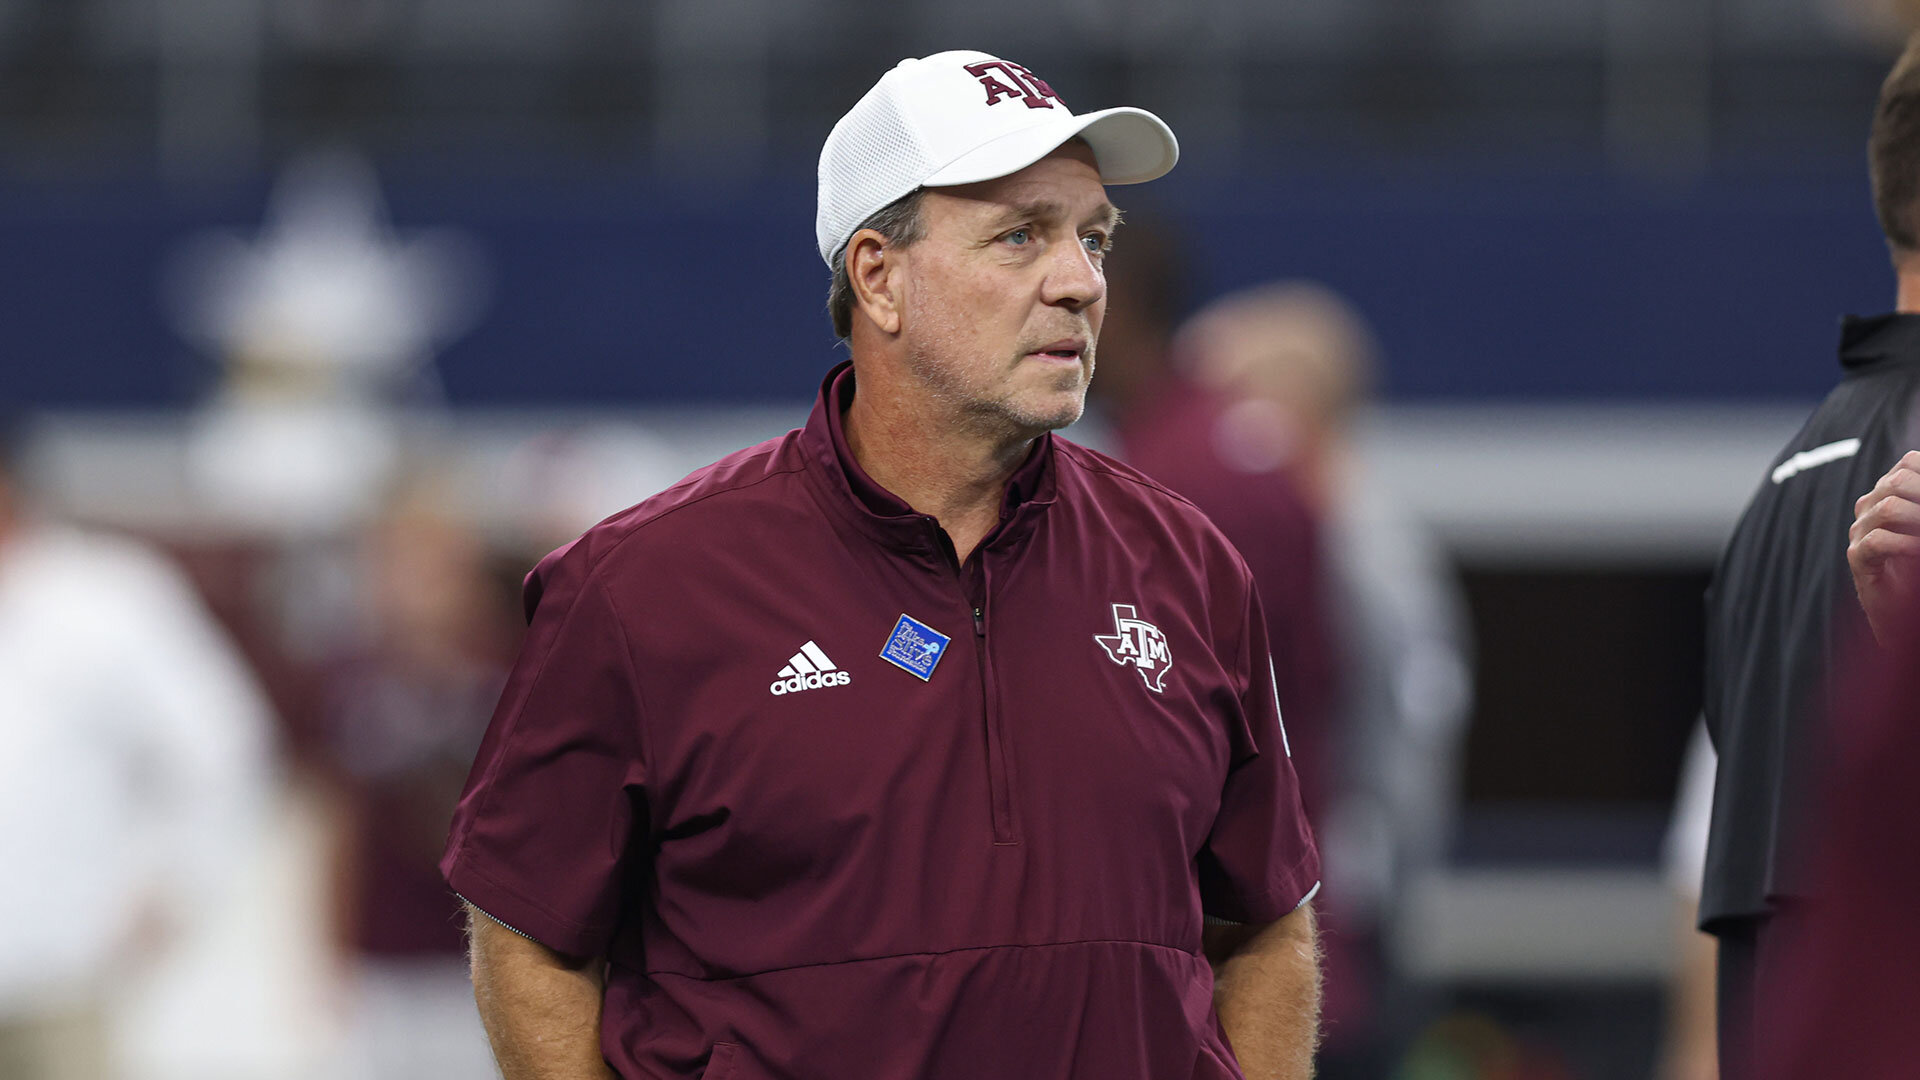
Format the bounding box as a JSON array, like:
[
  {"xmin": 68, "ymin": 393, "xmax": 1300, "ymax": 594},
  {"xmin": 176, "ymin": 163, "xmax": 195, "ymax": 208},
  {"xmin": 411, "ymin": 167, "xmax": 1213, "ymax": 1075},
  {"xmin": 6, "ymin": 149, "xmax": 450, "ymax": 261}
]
[{"xmin": 1042, "ymin": 240, "xmax": 1104, "ymax": 310}]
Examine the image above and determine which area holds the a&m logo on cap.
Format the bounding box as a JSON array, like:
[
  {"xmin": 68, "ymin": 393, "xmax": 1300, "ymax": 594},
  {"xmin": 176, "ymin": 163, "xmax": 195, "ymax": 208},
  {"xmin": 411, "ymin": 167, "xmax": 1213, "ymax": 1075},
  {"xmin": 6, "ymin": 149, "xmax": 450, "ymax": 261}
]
[
  {"xmin": 881, "ymin": 614, "xmax": 951, "ymax": 681},
  {"xmin": 963, "ymin": 59, "xmax": 1064, "ymax": 110},
  {"xmin": 1095, "ymin": 604, "xmax": 1173, "ymax": 693}
]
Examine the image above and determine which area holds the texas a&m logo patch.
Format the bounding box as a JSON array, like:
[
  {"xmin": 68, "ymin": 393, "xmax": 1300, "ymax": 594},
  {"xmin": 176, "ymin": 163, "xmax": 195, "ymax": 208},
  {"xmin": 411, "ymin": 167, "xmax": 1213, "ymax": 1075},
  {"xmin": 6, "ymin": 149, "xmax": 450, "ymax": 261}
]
[
  {"xmin": 963, "ymin": 60, "xmax": 1064, "ymax": 110},
  {"xmin": 1095, "ymin": 604, "xmax": 1172, "ymax": 693}
]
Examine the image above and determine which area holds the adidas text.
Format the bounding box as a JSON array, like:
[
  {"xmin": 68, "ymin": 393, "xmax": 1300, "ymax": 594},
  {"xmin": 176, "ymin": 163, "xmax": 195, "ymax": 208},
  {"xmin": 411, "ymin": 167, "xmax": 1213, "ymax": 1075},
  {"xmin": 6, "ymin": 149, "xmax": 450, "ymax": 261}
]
[{"xmin": 770, "ymin": 670, "xmax": 852, "ymax": 695}]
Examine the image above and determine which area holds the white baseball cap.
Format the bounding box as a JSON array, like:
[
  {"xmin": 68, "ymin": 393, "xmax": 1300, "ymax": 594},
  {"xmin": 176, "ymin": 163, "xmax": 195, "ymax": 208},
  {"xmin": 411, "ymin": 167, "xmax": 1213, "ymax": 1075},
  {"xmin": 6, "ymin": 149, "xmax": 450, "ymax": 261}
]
[{"xmin": 816, "ymin": 49, "xmax": 1179, "ymax": 266}]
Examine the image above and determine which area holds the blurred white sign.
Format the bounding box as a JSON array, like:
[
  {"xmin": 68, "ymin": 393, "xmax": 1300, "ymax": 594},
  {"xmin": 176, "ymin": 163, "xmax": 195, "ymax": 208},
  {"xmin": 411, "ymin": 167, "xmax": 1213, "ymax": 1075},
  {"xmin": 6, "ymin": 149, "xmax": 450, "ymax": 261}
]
[{"xmin": 164, "ymin": 148, "xmax": 490, "ymax": 534}]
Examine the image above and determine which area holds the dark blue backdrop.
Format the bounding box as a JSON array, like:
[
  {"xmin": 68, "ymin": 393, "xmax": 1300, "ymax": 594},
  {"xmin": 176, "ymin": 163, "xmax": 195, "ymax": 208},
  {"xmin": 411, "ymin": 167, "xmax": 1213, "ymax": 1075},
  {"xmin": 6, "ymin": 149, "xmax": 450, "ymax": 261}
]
[{"xmin": 0, "ymin": 167, "xmax": 1888, "ymax": 407}]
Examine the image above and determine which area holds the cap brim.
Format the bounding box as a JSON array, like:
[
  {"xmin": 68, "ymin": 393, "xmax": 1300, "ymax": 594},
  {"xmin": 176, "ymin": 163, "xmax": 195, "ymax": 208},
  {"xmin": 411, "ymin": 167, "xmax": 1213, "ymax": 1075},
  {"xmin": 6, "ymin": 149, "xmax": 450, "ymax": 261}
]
[{"xmin": 920, "ymin": 106, "xmax": 1178, "ymax": 189}]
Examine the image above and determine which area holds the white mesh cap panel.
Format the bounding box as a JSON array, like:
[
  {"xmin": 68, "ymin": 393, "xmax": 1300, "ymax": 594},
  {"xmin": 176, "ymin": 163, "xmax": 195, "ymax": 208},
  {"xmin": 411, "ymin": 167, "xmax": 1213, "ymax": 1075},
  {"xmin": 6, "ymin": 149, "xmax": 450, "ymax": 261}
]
[{"xmin": 815, "ymin": 67, "xmax": 933, "ymax": 265}]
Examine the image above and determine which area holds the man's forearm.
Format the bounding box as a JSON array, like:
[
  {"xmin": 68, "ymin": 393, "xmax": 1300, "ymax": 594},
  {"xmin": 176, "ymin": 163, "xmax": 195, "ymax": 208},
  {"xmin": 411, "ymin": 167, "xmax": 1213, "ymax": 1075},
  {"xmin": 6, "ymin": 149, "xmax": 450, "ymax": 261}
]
[
  {"xmin": 1207, "ymin": 903, "xmax": 1322, "ymax": 1080},
  {"xmin": 467, "ymin": 903, "xmax": 617, "ymax": 1080}
]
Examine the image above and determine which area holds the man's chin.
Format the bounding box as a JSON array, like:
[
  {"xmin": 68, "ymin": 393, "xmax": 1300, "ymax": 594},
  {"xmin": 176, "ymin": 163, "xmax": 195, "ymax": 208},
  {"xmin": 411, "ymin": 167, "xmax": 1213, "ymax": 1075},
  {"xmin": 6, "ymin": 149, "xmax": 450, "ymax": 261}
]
[{"xmin": 1012, "ymin": 392, "xmax": 1087, "ymax": 434}]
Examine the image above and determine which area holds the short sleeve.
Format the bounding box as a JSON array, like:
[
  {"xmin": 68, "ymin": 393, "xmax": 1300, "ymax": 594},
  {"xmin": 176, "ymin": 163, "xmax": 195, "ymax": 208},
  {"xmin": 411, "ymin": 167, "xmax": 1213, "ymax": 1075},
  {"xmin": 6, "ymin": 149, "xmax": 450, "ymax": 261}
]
[
  {"xmin": 1197, "ymin": 580, "xmax": 1321, "ymax": 924},
  {"xmin": 441, "ymin": 542, "xmax": 647, "ymax": 957}
]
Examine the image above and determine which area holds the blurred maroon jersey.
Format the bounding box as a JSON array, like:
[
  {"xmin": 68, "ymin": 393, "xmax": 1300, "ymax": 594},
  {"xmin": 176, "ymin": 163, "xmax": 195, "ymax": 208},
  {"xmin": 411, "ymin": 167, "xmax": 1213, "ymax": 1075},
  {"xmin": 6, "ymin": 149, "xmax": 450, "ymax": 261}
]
[{"xmin": 1754, "ymin": 610, "xmax": 1920, "ymax": 1078}]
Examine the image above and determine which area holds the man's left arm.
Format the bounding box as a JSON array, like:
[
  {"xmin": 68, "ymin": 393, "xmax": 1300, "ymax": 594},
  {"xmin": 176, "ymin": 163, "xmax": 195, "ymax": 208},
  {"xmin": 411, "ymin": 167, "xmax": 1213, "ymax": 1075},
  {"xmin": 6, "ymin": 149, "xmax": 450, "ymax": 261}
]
[{"xmin": 1204, "ymin": 902, "xmax": 1322, "ymax": 1080}]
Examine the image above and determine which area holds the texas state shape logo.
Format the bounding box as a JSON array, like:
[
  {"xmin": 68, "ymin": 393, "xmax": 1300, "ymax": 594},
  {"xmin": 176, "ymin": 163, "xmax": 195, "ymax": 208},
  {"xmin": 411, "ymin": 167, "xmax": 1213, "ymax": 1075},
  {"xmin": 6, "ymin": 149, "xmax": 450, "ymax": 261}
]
[{"xmin": 1095, "ymin": 603, "xmax": 1172, "ymax": 693}]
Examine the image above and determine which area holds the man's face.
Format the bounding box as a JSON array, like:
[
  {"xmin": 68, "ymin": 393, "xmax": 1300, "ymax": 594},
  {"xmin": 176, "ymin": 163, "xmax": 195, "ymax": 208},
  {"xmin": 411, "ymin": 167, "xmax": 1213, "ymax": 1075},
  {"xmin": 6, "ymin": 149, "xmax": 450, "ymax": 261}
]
[{"xmin": 897, "ymin": 142, "xmax": 1117, "ymax": 438}]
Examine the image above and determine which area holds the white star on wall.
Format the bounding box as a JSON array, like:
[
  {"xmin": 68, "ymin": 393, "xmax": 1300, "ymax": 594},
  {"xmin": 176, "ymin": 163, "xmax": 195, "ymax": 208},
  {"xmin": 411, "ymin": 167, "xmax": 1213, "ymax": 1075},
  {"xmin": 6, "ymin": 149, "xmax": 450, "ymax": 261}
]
[{"xmin": 162, "ymin": 148, "xmax": 491, "ymax": 535}]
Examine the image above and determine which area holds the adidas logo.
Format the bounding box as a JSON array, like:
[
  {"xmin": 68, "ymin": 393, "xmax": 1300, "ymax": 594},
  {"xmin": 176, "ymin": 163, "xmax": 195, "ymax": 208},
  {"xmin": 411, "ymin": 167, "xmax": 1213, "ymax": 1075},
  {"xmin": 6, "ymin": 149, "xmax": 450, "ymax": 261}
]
[{"xmin": 769, "ymin": 641, "xmax": 852, "ymax": 696}]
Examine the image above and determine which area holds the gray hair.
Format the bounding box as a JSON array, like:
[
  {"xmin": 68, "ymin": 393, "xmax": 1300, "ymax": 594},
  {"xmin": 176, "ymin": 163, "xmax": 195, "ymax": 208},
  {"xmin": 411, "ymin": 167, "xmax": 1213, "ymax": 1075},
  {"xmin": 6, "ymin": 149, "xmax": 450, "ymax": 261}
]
[{"xmin": 826, "ymin": 188, "xmax": 928, "ymax": 341}]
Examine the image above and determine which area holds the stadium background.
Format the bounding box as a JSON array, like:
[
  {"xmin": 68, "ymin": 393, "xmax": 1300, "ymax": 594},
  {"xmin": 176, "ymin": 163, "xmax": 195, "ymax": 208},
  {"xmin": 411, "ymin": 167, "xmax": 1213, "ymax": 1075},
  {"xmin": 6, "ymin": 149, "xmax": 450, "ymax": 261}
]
[{"xmin": 2, "ymin": 1, "xmax": 1913, "ymax": 1077}]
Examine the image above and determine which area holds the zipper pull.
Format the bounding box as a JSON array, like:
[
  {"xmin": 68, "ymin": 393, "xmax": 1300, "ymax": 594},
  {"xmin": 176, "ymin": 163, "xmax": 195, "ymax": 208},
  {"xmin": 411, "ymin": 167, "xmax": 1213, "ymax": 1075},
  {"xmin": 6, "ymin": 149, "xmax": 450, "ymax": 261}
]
[{"xmin": 972, "ymin": 606, "xmax": 985, "ymax": 636}]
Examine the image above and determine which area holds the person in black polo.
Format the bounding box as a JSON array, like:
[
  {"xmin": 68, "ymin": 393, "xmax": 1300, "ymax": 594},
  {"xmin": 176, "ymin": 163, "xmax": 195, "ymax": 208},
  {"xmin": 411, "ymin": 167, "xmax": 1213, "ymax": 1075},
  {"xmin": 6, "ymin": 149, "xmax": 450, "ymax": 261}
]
[{"xmin": 1700, "ymin": 34, "xmax": 1920, "ymax": 1077}]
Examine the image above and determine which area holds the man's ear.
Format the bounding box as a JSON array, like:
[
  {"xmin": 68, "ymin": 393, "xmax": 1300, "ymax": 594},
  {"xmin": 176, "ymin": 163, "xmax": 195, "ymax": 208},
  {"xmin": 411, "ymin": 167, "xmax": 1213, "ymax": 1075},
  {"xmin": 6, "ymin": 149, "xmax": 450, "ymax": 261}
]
[{"xmin": 848, "ymin": 229, "xmax": 905, "ymax": 337}]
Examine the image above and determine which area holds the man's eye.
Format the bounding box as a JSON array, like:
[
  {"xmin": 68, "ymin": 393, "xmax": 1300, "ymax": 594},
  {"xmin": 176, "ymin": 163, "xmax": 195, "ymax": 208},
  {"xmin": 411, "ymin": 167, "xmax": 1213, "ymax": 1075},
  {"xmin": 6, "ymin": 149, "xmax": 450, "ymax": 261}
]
[
  {"xmin": 1082, "ymin": 234, "xmax": 1108, "ymax": 255},
  {"xmin": 1004, "ymin": 228, "xmax": 1031, "ymax": 246}
]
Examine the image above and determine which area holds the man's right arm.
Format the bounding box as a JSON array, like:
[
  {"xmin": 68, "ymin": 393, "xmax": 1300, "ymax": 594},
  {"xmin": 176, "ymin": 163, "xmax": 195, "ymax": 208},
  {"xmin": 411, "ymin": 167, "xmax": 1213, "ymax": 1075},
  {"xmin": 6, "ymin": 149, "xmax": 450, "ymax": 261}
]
[{"xmin": 467, "ymin": 902, "xmax": 617, "ymax": 1080}]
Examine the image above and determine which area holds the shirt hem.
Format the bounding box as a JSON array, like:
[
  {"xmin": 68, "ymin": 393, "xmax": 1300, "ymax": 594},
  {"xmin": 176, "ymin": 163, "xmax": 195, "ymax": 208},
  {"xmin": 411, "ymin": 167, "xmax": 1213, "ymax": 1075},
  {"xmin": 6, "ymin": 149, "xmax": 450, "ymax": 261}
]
[{"xmin": 640, "ymin": 935, "xmax": 1208, "ymax": 984}]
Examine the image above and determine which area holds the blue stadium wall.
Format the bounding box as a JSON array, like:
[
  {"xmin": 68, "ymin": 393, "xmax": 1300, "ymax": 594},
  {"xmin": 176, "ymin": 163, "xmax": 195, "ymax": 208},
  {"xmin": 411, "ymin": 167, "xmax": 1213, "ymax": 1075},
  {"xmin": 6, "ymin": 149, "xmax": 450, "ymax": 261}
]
[{"xmin": 0, "ymin": 168, "xmax": 1889, "ymax": 407}]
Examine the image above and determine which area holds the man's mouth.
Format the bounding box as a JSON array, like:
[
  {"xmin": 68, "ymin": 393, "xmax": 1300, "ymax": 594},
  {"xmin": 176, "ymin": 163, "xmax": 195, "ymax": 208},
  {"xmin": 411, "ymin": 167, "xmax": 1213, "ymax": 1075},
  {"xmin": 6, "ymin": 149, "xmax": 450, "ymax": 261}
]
[{"xmin": 1027, "ymin": 338, "xmax": 1087, "ymax": 363}]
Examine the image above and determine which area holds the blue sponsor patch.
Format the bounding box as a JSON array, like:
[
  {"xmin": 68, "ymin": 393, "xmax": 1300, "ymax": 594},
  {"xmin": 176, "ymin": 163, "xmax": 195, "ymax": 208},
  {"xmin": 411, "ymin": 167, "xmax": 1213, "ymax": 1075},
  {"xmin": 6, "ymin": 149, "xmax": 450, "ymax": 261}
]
[{"xmin": 879, "ymin": 614, "xmax": 951, "ymax": 681}]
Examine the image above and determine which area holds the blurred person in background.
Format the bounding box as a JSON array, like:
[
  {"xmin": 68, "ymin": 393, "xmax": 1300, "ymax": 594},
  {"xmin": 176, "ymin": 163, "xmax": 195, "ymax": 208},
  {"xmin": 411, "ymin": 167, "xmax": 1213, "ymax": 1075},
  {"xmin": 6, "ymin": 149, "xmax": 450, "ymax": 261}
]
[
  {"xmin": 1091, "ymin": 246, "xmax": 1473, "ymax": 1076},
  {"xmin": 0, "ymin": 416, "xmax": 275, "ymax": 1080},
  {"xmin": 1082, "ymin": 222, "xmax": 1342, "ymax": 1022},
  {"xmin": 1700, "ymin": 35, "xmax": 1920, "ymax": 1077},
  {"xmin": 312, "ymin": 478, "xmax": 516, "ymax": 1080},
  {"xmin": 1089, "ymin": 222, "xmax": 1335, "ymax": 855},
  {"xmin": 1163, "ymin": 283, "xmax": 1474, "ymax": 1075}
]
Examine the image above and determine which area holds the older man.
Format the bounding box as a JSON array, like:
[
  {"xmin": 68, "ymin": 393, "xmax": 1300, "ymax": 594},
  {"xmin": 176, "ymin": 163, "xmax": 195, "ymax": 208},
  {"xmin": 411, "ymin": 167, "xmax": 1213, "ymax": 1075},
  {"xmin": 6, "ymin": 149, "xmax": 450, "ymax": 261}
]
[{"xmin": 443, "ymin": 51, "xmax": 1321, "ymax": 1080}]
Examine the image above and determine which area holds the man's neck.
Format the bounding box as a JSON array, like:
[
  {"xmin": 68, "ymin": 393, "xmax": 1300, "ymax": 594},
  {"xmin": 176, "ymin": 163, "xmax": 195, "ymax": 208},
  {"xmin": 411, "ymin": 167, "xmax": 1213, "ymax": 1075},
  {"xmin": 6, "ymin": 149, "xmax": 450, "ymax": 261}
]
[
  {"xmin": 1894, "ymin": 261, "xmax": 1920, "ymax": 314},
  {"xmin": 842, "ymin": 369, "xmax": 1036, "ymax": 566}
]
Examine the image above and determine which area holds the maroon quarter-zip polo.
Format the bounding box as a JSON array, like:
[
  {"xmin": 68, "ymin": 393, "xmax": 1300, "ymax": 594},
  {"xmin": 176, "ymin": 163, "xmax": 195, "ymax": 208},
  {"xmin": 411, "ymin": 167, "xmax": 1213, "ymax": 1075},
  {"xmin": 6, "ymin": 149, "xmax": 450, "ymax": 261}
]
[{"xmin": 442, "ymin": 362, "xmax": 1319, "ymax": 1079}]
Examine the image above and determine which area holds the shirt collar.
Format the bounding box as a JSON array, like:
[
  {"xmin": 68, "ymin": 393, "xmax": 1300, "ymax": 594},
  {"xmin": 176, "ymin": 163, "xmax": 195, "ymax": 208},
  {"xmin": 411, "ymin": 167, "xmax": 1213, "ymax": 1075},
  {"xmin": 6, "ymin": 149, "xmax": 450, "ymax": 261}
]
[
  {"xmin": 800, "ymin": 360, "xmax": 1057, "ymax": 559},
  {"xmin": 1838, "ymin": 313, "xmax": 1920, "ymax": 371}
]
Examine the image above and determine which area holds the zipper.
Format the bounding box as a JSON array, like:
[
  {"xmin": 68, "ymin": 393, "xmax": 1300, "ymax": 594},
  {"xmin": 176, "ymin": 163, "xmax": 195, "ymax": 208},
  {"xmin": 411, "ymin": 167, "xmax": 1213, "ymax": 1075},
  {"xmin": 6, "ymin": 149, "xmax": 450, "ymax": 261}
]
[
  {"xmin": 966, "ymin": 559, "xmax": 1020, "ymax": 846},
  {"xmin": 934, "ymin": 515, "xmax": 1020, "ymax": 848}
]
